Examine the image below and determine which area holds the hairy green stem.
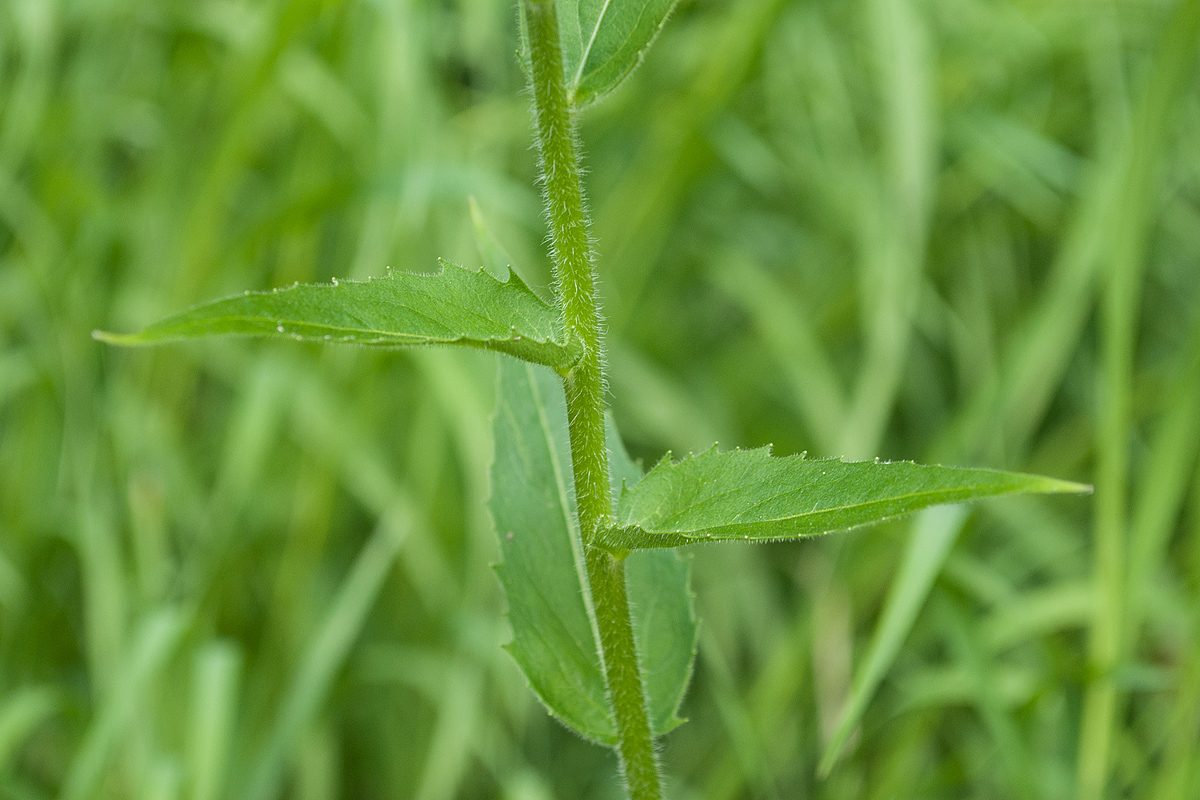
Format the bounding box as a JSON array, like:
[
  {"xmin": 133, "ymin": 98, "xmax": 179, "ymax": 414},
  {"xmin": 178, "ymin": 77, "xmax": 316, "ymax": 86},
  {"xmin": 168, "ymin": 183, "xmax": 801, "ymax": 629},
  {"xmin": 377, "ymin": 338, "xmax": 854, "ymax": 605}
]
[{"xmin": 523, "ymin": 2, "xmax": 663, "ymax": 798}]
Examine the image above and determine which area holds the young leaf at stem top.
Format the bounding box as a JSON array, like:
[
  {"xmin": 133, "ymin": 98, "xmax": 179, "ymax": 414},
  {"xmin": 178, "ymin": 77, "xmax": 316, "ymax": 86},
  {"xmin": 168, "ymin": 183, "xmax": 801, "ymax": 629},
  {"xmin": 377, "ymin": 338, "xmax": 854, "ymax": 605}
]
[
  {"xmin": 599, "ymin": 447, "xmax": 1091, "ymax": 550},
  {"xmin": 554, "ymin": 0, "xmax": 680, "ymax": 108},
  {"xmin": 93, "ymin": 263, "xmax": 580, "ymax": 372}
]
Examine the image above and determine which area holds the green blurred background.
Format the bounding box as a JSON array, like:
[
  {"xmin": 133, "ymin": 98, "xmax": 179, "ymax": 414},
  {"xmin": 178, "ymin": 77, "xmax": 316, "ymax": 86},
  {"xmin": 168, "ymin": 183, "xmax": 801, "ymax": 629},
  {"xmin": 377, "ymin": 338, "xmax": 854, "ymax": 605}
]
[{"xmin": 2, "ymin": 0, "xmax": 1199, "ymax": 797}]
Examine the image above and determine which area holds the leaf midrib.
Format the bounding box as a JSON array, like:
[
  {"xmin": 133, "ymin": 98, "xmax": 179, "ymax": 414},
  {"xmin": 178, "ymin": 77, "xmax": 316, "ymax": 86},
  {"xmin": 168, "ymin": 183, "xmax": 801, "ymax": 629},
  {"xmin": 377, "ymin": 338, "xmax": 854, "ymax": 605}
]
[
  {"xmin": 625, "ymin": 482, "xmax": 1037, "ymax": 538},
  {"xmin": 151, "ymin": 314, "xmax": 563, "ymax": 345},
  {"xmin": 573, "ymin": 0, "xmax": 615, "ymax": 90}
]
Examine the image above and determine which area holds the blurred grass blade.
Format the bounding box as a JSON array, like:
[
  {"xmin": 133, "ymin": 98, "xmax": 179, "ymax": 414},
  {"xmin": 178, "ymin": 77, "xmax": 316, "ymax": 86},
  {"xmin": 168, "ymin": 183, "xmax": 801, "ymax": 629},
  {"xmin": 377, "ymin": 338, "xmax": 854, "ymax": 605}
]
[
  {"xmin": 1144, "ymin": 474, "xmax": 1200, "ymax": 800},
  {"xmin": 600, "ymin": 0, "xmax": 784, "ymax": 325},
  {"xmin": 937, "ymin": 598, "xmax": 1037, "ymax": 800},
  {"xmin": 75, "ymin": 451, "xmax": 129, "ymax": 697},
  {"xmin": 603, "ymin": 448, "xmax": 1088, "ymax": 549},
  {"xmin": 1081, "ymin": 2, "xmax": 1200, "ymax": 796},
  {"xmin": 608, "ymin": 344, "xmax": 728, "ymax": 454},
  {"xmin": 189, "ymin": 641, "xmax": 242, "ymax": 800},
  {"xmin": 710, "ymin": 255, "xmax": 843, "ymax": 453},
  {"xmin": 143, "ymin": 759, "xmax": 183, "ymax": 800},
  {"xmin": 94, "ymin": 264, "xmax": 578, "ymax": 371},
  {"xmin": 287, "ymin": 376, "xmax": 453, "ymax": 612},
  {"xmin": 60, "ymin": 608, "xmax": 188, "ymax": 800},
  {"xmin": 558, "ymin": 0, "xmax": 679, "ymax": 108},
  {"xmin": 243, "ymin": 524, "xmax": 404, "ymax": 800},
  {"xmin": 818, "ymin": 505, "xmax": 967, "ymax": 775},
  {"xmin": 837, "ymin": 0, "xmax": 934, "ymax": 461},
  {"xmin": 983, "ymin": 581, "xmax": 1093, "ymax": 652},
  {"xmin": 492, "ymin": 361, "xmax": 698, "ymax": 742},
  {"xmin": 0, "ymin": 351, "xmax": 37, "ymax": 413},
  {"xmin": 468, "ymin": 196, "xmax": 520, "ymax": 280},
  {"xmin": 0, "ymin": 686, "xmax": 58, "ymax": 771},
  {"xmin": 414, "ymin": 663, "xmax": 482, "ymax": 800},
  {"xmin": 698, "ymin": 631, "xmax": 783, "ymax": 800},
  {"xmin": 278, "ymin": 47, "xmax": 368, "ymax": 146},
  {"xmin": 1125, "ymin": 319, "xmax": 1200, "ymax": 645}
]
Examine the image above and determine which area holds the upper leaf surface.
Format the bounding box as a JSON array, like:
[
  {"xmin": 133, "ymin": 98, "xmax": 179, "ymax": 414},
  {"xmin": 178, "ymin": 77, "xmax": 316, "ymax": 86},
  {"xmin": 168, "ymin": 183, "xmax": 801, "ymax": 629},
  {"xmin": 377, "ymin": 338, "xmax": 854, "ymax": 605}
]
[
  {"xmin": 94, "ymin": 263, "xmax": 578, "ymax": 371},
  {"xmin": 558, "ymin": 0, "xmax": 679, "ymax": 108},
  {"xmin": 603, "ymin": 448, "xmax": 1090, "ymax": 549}
]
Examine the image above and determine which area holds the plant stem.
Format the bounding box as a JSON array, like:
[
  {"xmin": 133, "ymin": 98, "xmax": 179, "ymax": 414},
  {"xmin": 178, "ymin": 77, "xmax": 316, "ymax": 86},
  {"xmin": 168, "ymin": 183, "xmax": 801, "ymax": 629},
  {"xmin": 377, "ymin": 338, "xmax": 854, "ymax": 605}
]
[{"xmin": 523, "ymin": 2, "xmax": 663, "ymax": 798}]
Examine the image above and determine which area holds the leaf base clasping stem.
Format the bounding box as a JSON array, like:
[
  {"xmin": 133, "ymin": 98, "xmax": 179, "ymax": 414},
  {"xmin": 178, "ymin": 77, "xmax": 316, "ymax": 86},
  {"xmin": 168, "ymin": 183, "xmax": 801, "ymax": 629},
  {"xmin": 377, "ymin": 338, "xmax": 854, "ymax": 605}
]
[{"xmin": 523, "ymin": 1, "xmax": 664, "ymax": 798}]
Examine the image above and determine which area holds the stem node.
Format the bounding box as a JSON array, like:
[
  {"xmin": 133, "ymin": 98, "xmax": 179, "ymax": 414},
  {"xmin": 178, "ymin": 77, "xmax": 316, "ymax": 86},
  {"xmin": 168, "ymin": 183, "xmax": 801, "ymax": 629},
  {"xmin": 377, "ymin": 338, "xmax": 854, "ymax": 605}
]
[{"xmin": 523, "ymin": 2, "xmax": 663, "ymax": 798}]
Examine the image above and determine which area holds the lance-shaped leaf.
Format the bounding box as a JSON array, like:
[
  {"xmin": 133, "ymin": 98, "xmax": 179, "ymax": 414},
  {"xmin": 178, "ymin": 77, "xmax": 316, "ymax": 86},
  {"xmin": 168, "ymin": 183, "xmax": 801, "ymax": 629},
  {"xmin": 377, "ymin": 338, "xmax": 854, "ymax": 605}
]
[
  {"xmin": 491, "ymin": 359, "xmax": 696, "ymax": 744},
  {"xmin": 556, "ymin": 0, "xmax": 680, "ymax": 108},
  {"xmin": 94, "ymin": 263, "xmax": 579, "ymax": 371},
  {"xmin": 600, "ymin": 448, "xmax": 1090, "ymax": 550}
]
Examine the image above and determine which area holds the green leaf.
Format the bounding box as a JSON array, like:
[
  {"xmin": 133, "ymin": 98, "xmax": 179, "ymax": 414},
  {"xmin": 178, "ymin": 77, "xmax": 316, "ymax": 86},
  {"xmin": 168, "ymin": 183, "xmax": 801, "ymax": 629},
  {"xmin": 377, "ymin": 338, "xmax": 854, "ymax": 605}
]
[
  {"xmin": 608, "ymin": 416, "xmax": 697, "ymax": 737},
  {"xmin": 492, "ymin": 359, "xmax": 611, "ymax": 744},
  {"xmin": 491, "ymin": 359, "xmax": 697, "ymax": 744},
  {"xmin": 558, "ymin": 0, "xmax": 680, "ymax": 108},
  {"xmin": 602, "ymin": 447, "xmax": 1090, "ymax": 550},
  {"xmin": 94, "ymin": 263, "xmax": 579, "ymax": 371}
]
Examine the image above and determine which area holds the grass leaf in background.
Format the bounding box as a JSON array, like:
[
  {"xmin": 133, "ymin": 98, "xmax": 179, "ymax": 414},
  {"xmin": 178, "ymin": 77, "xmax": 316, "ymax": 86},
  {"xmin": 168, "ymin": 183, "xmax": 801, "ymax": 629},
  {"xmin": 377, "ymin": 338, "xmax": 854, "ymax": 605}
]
[
  {"xmin": 59, "ymin": 609, "xmax": 188, "ymax": 800},
  {"xmin": 818, "ymin": 504, "xmax": 968, "ymax": 775},
  {"xmin": 94, "ymin": 264, "xmax": 578, "ymax": 371},
  {"xmin": 602, "ymin": 448, "xmax": 1089, "ymax": 549},
  {"xmin": 0, "ymin": 686, "xmax": 58, "ymax": 772},
  {"xmin": 492, "ymin": 360, "xmax": 697, "ymax": 742},
  {"xmin": 244, "ymin": 524, "xmax": 405, "ymax": 800},
  {"xmin": 188, "ymin": 642, "xmax": 241, "ymax": 800},
  {"xmin": 556, "ymin": 0, "xmax": 680, "ymax": 107}
]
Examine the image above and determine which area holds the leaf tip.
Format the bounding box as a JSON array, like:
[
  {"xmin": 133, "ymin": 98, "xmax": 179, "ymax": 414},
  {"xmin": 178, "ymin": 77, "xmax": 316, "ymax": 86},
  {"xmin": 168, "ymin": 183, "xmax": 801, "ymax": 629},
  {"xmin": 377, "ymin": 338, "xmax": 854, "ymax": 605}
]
[
  {"xmin": 816, "ymin": 750, "xmax": 837, "ymax": 780},
  {"xmin": 818, "ymin": 717, "xmax": 858, "ymax": 779},
  {"xmin": 92, "ymin": 329, "xmax": 138, "ymax": 346},
  {"xmin": 1035, "ymin": 476, "xmax": 1093, "ymax": 495},
  {"xmin": 654, "ymin": 450, "xmax": 675, "ymax": 470}
]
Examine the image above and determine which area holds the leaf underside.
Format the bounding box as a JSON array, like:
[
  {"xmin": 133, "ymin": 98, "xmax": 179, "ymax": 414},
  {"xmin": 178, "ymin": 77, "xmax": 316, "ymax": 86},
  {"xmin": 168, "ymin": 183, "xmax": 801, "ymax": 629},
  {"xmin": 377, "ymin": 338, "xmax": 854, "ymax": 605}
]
[
  {"xmin": 558, "ymin": 0, "xmax": 679, "ymax": 108},
  {"xmin": 94, "ymin": 263, "xmax": 578, "ymax": 371},
  {"xmin": 491, "ymin": 359, "xmax": 696, "ymax": 745},
  {"xmin": 602, "ymin": 447, "xmax": 1091, "ymax": 550}
]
